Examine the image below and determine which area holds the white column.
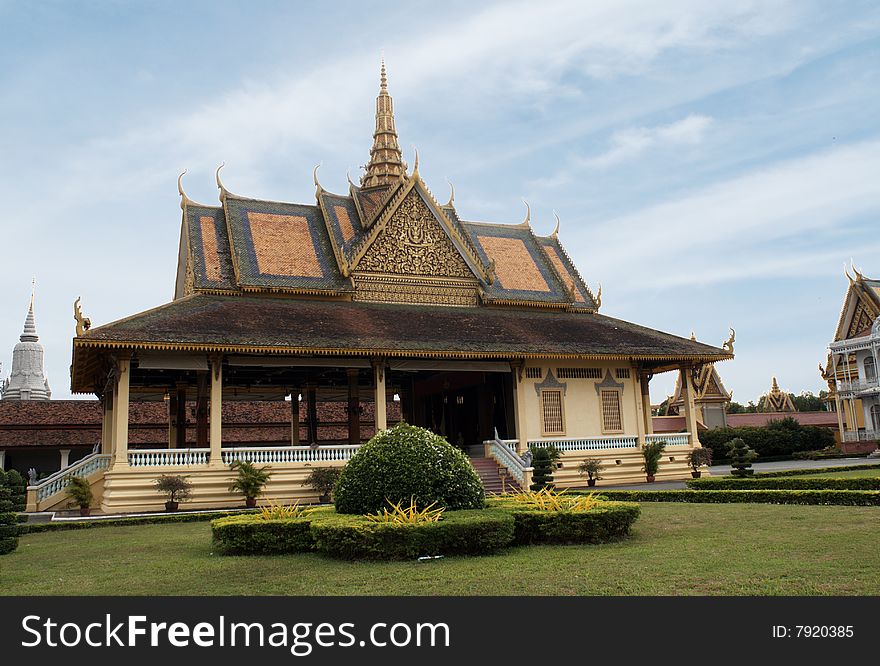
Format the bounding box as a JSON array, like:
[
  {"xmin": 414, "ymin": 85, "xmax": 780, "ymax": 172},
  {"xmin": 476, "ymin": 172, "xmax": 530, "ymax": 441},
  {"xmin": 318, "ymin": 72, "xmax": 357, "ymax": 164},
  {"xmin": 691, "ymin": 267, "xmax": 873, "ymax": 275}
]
[
  {"xmin": 374, "ymin": 361, "xmax": 387, "ymax": 432},
  {"xmin": 59, "ymin": 449, "xmax": 71, "ymax": 470},
  {"xmin": 113, "ymin": 358, "xmax": 130, "ymax": 466},
  {"xmin": 0, "ymin": 450, "xmax": 6, "ymax": 470},
  {"xmin": 512, "ymin": 366, "xmax": 529, "ymax": 454},
  {"xmin": 210, "ymin": 358, "xmax": 223, "ymax": 464},
  {"xmin": 680, "ymin": 366, "xmax": 701, "ymax": 446}
]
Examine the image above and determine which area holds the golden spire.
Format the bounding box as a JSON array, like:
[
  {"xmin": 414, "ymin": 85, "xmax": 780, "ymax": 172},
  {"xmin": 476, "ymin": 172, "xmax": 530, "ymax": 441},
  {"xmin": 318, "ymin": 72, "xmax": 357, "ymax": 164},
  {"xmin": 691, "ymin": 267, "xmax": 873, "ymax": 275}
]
[{"xmin": 361, "ymin": 58, "xmax": 405, "ymax": 187}]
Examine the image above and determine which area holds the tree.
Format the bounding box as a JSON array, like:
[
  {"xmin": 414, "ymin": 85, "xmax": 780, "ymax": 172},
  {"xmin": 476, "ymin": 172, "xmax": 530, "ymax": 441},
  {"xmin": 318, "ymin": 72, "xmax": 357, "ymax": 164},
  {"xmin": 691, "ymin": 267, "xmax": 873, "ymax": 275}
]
[
  {"xmin": 727, "ymin": 401, "xmax": 747, "ymax": 414},
  {"xmin": 529, "ymin": 447, "xmax": 555, "ymax": 490},
  {"xmin": 727, "ymin": 438, "xmax": 758, "ymax": 477}
]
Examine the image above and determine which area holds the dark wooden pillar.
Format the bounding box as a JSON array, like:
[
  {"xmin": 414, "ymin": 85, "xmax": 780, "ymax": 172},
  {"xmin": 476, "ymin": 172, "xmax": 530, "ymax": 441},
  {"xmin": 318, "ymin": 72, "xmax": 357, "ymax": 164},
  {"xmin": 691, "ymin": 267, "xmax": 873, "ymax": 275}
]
[
  {"xmin": 347, "ymin": 369, "xmax": 361, "ymax": 445},
  {"xmin": 306, "ymin": 385, "xmax": 318, "ymax": 445},
  {"xmin": 175, "ymin": 384, "xmax": 187, "ymax": 449},
  {"xmin": 290, "ymin": 391, "xmax": 300, "ymax": 446},
  {"xmin": 196, "ymin": 372, "xmax": 208, "ymax": 449}
]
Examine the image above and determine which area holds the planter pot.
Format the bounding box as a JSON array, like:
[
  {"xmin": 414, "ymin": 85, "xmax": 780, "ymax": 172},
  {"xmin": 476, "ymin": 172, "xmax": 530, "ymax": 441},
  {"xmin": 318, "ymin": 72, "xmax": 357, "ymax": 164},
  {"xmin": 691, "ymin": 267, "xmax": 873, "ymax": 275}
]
[
  {"xmin": 691, "ymin": 471, "xmax": 702, "ymax": 478},
  {"xmin": 79, "ymin": 507, "xmax": 91, "ymax": 517},
  {"xmin": 165, "ymin": 501, "xmax": 179, "ymax": 512},
  {"xmin": 645, "ymin": 474, "xmax": 656, "ymax": 483},
  {"xmin": 245, "ymin": 497, "xmax": 257, "ymax": 509},
  {"xmin": 587, "ymin": 479, "xmax": 597, "ymax": 487}
]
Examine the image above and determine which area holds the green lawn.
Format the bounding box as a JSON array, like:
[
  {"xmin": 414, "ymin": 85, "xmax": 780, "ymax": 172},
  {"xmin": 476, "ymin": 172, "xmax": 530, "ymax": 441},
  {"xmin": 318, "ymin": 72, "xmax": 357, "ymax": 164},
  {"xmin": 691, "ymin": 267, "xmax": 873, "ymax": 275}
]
[
  {"xmin": 788, "ymin": 469, "xmax": 880, "ymax": 479},
  {"xmin": 2, "ymin": 503, "xmax": 878, "ymax": 596}
]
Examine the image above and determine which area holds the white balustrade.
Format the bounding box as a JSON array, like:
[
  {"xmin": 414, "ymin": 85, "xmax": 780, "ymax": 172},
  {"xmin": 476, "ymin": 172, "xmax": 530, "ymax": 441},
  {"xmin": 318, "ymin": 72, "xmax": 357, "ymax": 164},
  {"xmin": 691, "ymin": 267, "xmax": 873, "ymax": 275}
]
[
  {"xmin": 27, "ymin": 453, "xmax": 111, "ymax": 503},
  {"xmin": 843, "ymin": 430, "xmax": 880, "ymax": 442},
  {"xmin": 128, "ymin": 448, "xmax": 210, "ymax": 467},
  {"xmin": 646, "ymin": 433, "xmax": 691, "ymax": 447},
  {"xmin": 528, "ymin": 435, "xmax": 638, "ymax": 451},
  {"xmin": 221, "ymin": 445, "xmax": 360, "ymax": 465},
  {"xmin": 838, "ymin": 379, "xmax": 879, "ymax": 394},
  {"xmin": 484, "ymin": 437, "xmax": 532, "ymax": 486}
]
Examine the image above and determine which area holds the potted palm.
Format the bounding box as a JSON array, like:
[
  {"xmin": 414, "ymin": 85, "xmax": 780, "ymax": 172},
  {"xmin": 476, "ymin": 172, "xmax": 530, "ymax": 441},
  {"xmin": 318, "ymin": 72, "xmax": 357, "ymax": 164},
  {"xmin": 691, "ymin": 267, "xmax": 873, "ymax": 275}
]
[
  {"xmin": 66, "ymin": 476, "xmax": 93, "ymax": 516},
  {"xmin": 577, "ymin": 457, "xmax": 603, "ymax": 487},
  {"xmin": 642, "ymin": 439, "xmax": 666, "ymax": 483},
  {"xmin": 687, "ymin": 447, "xmax": 713, "ymax": 478},
  {"xmin": 155, "ymin": 474, "xmax": 192, "ymax": 512},
  {"xmin": 229, "ymin": 460, "xmax": 271, "ymax": 508},
  {"xmin": 302, "ymin": 466, "xmax": 343, "ymax": 503}
]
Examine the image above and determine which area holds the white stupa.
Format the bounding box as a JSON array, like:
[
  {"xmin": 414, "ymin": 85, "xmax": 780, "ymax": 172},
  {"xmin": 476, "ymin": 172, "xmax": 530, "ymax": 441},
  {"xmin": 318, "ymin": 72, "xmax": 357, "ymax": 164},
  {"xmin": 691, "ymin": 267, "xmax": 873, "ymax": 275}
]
[{"xmin": 1, "ymin": 291, "xmax": 51, "ymax": 401}]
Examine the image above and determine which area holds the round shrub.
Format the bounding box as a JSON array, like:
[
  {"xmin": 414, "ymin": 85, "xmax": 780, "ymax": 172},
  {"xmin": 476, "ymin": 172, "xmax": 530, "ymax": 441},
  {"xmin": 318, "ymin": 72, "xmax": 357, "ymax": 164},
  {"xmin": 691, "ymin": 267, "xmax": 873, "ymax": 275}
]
[
  {"xmin": 311, "ymin": 509, "xmax": 514, "ymax": 560},
  {"xmin": 333, "ymin": 423, "xmax": 484, "ymax": 514}
]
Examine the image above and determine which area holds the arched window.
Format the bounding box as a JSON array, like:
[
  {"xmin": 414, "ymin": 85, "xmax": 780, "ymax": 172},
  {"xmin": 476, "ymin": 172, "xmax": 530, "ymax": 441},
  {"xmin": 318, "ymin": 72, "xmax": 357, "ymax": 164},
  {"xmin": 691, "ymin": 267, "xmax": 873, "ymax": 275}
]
[{"xmin": 864, "ymin": 357, "xmax": 876, "ymax": 382}]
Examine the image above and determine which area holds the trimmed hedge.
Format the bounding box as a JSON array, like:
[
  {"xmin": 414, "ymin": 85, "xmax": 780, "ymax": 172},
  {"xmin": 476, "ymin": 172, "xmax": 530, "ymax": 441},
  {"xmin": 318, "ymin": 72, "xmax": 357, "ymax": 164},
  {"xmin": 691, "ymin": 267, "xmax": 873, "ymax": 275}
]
[
  {"xmin": 334, "ymin": 423, "xmax": 484, "ymax": 514},
  {"xmin": 750, "ymin": 464, "xmax": 880, "ymax": 479},
  {"xmin": 700, "ymin": 418, "xmax": 835, "ymax": 460},
  {"xmin": 585, "ymin": 489, "xmax": 880, "ymax": 505},
  {"xmin": 21, "ymin": 509, "xmax": 260, "ymax": 534},
  {"xmin": 0, "ymin": 470, "xmax": 27, "ymax": 512},
  {"xmin": 311, "ymin": 509, "xmax": 515, "ymax": 560},
  {"xmin": 509, "ymin": 502, "xmax": 640, "ymax": 545},
  {"xmin": 212, "ymin": 515, "xmax": 315, "ymax": 555},
  {"xmin": 687, "ymin": 477, "xmax": 880, "ymax": 490}
]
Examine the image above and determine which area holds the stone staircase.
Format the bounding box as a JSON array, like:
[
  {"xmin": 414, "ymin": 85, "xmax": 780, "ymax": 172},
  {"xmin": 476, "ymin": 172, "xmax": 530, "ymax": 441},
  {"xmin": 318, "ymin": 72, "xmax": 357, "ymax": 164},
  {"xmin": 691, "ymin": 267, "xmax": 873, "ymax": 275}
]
[{"xmin": 470, "ymin": 456, "xmax": 522, "ymax": 495}]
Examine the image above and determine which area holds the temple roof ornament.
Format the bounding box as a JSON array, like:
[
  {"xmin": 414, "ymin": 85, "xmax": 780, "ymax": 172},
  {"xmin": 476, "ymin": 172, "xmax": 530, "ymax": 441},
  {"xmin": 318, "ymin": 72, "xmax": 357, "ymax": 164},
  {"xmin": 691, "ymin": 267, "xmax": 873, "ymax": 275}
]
[
  {"xmin": 722, "ymin": 328, "xmax": 735, "ymax": 354},
  {"xmin": 761, "ymin": 376, "xmax": 796, "ymax": 412},
  {"xmin": 2, "ymin": 289, "xmax": 51, "ymax": 401},
  {"xmin": 361, "ymin": 59, "xmax": 406, "ymax": 188},
  {"xmin": 518, "ymin": 199, "xmax": 531, "ymax": 228},
  {"xmin": 551, "ymin": 211, "xmax": 561, "ymax": 239},
  {"xmin": 445, "ymin": 179, "xmax": 455, "ymax": 207}
]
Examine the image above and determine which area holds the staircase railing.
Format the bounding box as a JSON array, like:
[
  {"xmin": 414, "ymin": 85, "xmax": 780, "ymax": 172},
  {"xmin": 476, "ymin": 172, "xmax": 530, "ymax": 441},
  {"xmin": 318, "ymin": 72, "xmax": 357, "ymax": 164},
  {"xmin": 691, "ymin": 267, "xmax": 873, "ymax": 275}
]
[
  {"xmin": 484, "ymin": 436, "xmax": 532, "ymax": 489},
  {"xmin": 26, "ymin": 453, "xmax": 111, "ymax": 504}
]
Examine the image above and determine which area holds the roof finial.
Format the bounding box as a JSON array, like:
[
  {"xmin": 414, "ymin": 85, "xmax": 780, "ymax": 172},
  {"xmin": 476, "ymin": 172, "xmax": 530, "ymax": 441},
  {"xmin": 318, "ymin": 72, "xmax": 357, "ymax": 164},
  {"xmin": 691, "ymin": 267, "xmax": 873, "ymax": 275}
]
[
  {"xmin": 551, "ymin": 210, "xmax": 560, "ymax": 239},
  {"xmin": 844, "ymin": 262, "xmax": 854, "ymax": 283},
  {"xmin": 595, "ymin": 284, "xmax": 602, "ymax": 309},
  {"xmin": 361, "ymin": 58, "xmax": 404, "ymax": 187},
  {"xmin": 412, "ymin": 147, "xmax": 419, "ymax": 177},
  {"xmin": 177, "ymin": 170, "xmax": 189, "ymax": 209},
  {"xmin": 346, "ymin": 170, "xmax": 356, "ymax": 189},
  {"xmin": 690, "ymin": 331, "xmax": 696, "ymax": 341},
  {"xmin": 313, "ymin": 163, "xmax": 323, "ymax": 194},
  {"xmin": 851, "ymin": 258, "xmax": 865, "ymax": 281},
  {"xmin": 215, "ymin": 163, "xmax": 228, "ymax": 200},
  {"xmin": 445, "ymin": 178, "xmax": 455, "ymax": 207},
  {"xmin": 519, "ymin": 199, "xmax": 531, "ymax": 227},
  {"xmin": 723, "ymin": 327, "xmax": 735, "ymax": 354}
]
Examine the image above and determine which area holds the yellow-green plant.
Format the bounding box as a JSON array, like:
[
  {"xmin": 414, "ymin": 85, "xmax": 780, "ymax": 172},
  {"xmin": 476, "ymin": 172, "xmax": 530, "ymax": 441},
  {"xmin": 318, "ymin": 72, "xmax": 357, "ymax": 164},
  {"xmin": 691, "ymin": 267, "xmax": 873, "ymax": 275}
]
[
  {"xmin": 505, "ymin": 487, "xmax": 602, "ymax": 512},
  {"xmin": 258, "ymin": 499, "xmax": 313, "ymax": 521},
  {"xmin": 365, "ymin": 497, "xmax": 445, "ymax": 524}
]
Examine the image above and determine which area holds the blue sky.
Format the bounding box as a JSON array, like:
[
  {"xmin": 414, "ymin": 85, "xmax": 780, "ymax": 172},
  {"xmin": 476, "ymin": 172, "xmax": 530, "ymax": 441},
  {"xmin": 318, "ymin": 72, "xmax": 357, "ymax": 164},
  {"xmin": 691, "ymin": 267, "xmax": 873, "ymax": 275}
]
[{"xmin": 1, "ymin": 0, "xmax": 878, "ymax": 403}]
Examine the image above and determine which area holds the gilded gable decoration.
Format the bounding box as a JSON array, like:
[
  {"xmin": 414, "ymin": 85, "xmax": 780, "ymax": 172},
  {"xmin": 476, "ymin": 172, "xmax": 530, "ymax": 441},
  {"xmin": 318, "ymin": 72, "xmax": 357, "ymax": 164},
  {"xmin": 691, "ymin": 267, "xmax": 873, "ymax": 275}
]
[{"xmin": 761, "ymin": 377, "xmax": 796, "ymax": 412}]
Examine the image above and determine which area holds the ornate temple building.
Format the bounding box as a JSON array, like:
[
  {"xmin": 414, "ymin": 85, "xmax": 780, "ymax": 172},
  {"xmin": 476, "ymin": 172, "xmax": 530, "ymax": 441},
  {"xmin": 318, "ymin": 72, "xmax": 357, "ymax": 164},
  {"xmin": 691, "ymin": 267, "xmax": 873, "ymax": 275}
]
[
  {"xmin": 759, "ymin": 377, "xmax": 796, "ymax": 413},
  {"xmin": 2, "ymin": 293, "xmax": 51, "ymax": 402},
  {"xmin": 822, "ymin": 266, "xmax": 880, "ymax": 452},
  {"xmin": 27, "ymin": 63, "xmax": 732, "ymax": 513},
  {"xmin": 662, "ymin": 332, "xmax": 733, "ymax": 429}
]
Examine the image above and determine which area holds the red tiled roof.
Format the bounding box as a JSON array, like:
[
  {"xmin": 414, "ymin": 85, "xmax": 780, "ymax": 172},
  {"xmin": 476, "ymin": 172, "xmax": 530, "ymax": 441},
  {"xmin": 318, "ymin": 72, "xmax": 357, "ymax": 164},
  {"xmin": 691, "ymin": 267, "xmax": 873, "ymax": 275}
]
[{"xmin": 725, "ymin": 412, "xmax": 838, "ymax": 428}]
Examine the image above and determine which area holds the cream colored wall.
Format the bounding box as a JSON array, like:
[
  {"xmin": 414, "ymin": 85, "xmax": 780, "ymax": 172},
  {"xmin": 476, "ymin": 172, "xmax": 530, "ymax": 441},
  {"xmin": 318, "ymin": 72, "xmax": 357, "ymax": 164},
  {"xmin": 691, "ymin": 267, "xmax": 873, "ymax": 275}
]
[{"xmin": 519, "ymin": 361, "xmax": 640, "ymax": 443}]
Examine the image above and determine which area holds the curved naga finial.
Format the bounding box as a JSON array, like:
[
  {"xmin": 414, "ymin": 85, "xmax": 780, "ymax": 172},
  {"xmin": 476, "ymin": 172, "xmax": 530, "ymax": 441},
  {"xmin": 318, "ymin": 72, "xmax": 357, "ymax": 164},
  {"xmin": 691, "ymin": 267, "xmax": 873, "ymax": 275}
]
[
  {"xmin": 214, "ymin": 162, "xmax": 231, "ymax": 201},
  {"xmin": 346, "ymin": 170, "xmax": 356, "ymax": 190},
  {"xmin": 551, "ymin": 210, "xmax": 561, "ymax": 239},
  {"xmin": 844, "ymin": 262, "xmax": 854, "ymax": 283},
  {"xmin": 723, "ymin": 327, "xmax": 735, "ymax": 354},
  {"xmin": 177, "ymin": 169, "xmax": 187, "ymax": 204},
  {"xmin": 518, "ymin": 199, "xmax": 531, "ymax": 227},
  {"xmin": 313, "ymin": 163, "xmax": 323, "ymax": 194},
  {"xmin": 445, "ymin": 178, "xmax": 455, "ymax": 207},
  {"xmin": 73, "ymin": 297, "xmax": 91, "ymax": 337},
  {"xmin": 851, "ymin": 258, "xmax": 865, "ymax": 281},
  {"xmin": 595, "ymin": 284, "xmax": 602, "ymax": 309}
]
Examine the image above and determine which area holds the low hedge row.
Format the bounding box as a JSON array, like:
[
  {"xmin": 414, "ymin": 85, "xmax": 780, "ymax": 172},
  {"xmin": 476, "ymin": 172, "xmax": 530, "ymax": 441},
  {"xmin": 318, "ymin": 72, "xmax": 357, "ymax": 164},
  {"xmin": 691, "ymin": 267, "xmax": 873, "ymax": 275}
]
[
  {"xmin": 21, "ymin": 509, "xmax": 260, "ymax": 534},
  {"xmin": 212, "ymin": 502, "xmax": 642, "ymax": 559},
  {"xmin": 586, "ymin": 489, "xmax": 880, "ymax": 505},
  {"xmin": 0, "ymin": 487, "xmax": 18, "ymax": 555},
  {"xmin": 509, "ymin": 503, "xmax": 640, "ymax": 545},
  {"xmin": 749, "ymin": 464, "xmax": 880, "ymax": 479},
  {"xmin": 312, "ymin": 509, "xmax": 515, "ymax": 560},
  {"xmin": 687, "ymin": 477, "xmax": 880, "ymax": 490}
]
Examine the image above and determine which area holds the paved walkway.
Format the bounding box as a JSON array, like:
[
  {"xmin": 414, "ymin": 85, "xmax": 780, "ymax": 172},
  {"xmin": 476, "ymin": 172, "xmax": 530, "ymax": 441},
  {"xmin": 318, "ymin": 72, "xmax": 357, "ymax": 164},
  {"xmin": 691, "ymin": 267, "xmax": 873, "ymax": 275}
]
[{"xmin": 598, "ymin": 457, "xmax": 879, "ymax": 491}]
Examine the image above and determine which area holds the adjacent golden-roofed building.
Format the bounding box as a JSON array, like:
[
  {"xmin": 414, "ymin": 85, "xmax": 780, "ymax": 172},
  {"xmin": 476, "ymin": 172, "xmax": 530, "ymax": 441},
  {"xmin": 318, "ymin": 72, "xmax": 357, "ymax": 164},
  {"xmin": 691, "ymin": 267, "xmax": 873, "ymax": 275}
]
[
  {"xmin": 53, "ymin": 62, "xmax": 733, "ymax": 515},
  {"xmin": 666, "ymin": 333, "xmax": 733, "ymax": 428},
  {"xmin": 760, "ymin": 377, "xmax": 796, "ymax": 413},
  {"xmin": 822, "ymin": 264, "xmax": 880, "ymax": 452}
]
